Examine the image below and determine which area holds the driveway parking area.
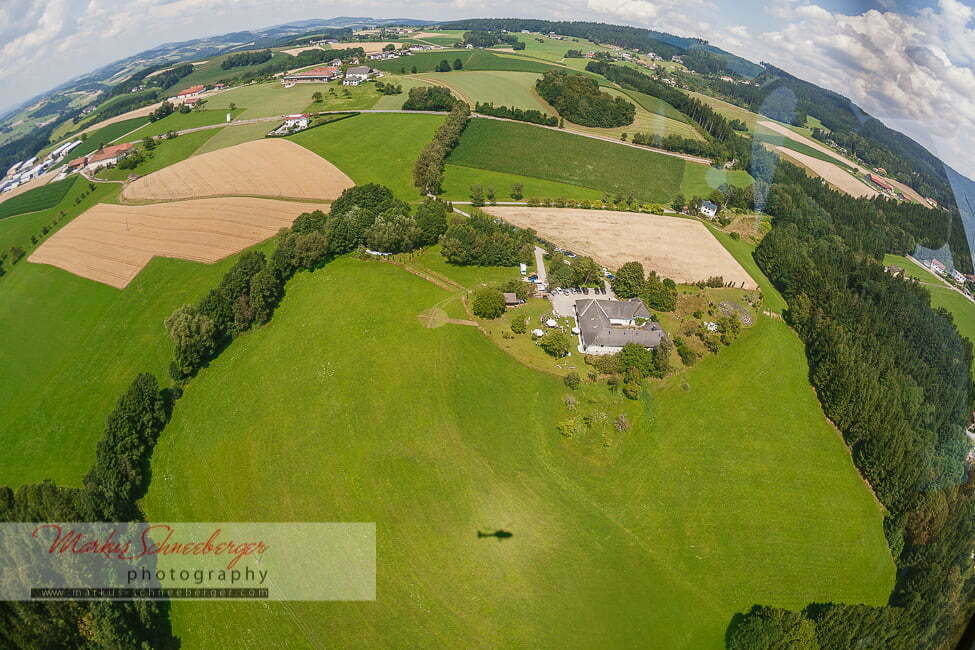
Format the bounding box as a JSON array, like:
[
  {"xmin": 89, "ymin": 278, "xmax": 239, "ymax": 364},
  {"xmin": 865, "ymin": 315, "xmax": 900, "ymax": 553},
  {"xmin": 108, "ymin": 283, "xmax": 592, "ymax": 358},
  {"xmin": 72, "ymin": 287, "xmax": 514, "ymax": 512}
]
[{"xmin": 547, "ymin": 286, "xmax": 614, "ymax": 317}]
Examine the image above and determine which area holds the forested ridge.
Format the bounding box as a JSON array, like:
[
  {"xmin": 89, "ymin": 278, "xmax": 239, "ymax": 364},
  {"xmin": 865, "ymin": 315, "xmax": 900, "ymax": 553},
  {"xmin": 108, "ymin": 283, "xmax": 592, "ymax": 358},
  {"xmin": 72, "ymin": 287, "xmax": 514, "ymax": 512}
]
[{"xmin": 730, "ymin": 157, "xmax": 975, "ymax": 648}]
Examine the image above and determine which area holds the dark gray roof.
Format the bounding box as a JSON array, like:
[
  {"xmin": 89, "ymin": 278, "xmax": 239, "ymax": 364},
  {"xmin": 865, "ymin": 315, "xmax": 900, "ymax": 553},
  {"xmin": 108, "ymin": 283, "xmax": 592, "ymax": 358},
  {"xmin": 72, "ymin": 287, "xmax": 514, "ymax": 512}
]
[
  {"xmin": 346, "ymin": 66, "xmax": 371, "ymax": 75},
  {"xmin": 701, "ymin": 200, "xmax": 719, "ymax": 211},
  {"xmin": 575, "ymin": 298, "xmax": 664, "ymax": 349}
]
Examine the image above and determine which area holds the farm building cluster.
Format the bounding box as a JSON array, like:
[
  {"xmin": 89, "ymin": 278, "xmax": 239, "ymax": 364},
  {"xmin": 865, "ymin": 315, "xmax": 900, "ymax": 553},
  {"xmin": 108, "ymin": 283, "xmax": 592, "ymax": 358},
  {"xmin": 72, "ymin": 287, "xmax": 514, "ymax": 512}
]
[{"xmin": 0, "ymin": 138, "xmax": 83, "ymax": 193}]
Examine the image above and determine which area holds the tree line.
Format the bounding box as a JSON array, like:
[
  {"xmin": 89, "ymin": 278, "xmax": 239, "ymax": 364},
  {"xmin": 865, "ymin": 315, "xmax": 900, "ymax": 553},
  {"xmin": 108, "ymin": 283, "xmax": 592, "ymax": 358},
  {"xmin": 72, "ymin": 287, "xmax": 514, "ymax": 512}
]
[
  {"xmin": 473, "ymin": 102, "xmax": 558, "ymax": 127},
  {"xmin": 402, "ymin": 86, "xmax": 457, "ymax": 111},
  {"xmin": 730, "ymin": 158, "xmax": 975, "ymax": 648},
  {"xmin": 439, "ymin": 18, "xmax": 686, "ymax": 60},
  {"xmin": 412, "ymin": 101, "xmax": 471, "ymax": 195},
  {"xmin": 221, "ymin": 49, "xmax": 273, "ymax": 70},
  {"xmin": 535, "ymin": 70, "xmax": 635, "ymax": 128}
]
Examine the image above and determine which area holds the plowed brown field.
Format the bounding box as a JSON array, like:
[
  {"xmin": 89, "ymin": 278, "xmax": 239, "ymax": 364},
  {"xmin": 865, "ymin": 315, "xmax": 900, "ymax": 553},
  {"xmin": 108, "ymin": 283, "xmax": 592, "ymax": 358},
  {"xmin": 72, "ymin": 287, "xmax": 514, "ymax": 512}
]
[
  {"xmin": 483, "ymin": 206, "xmax": 757, "ymax": 289},
  {"xmin": 29, "ymin": 197, "xmax": 323, "ymax": 288},
  {"xmin": 121, "ymin": 139, "xmax": 353, "ymax": 202}
]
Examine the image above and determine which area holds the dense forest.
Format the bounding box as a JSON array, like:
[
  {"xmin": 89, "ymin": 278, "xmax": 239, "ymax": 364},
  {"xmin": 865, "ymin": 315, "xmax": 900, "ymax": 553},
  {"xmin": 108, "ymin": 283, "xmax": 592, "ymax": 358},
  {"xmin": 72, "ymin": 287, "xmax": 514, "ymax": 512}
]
[
  {"xmin": 220, "ymin": 49, "xmax": 273, "ymax": 69},
  {"xmin": 730, "ymin": 153, "xmax": 975, "ymax": 648},
  {"xmin": 535, "ymin": 70, "xmax": 635, "ymax": 128}
]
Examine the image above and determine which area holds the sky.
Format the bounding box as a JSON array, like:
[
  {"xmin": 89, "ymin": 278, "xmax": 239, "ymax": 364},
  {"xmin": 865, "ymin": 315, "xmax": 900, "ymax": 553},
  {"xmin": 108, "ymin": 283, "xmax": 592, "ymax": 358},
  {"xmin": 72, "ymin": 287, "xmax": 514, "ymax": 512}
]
[{"xmin": 2, "ymin": 0, "xmax": 974, "ymax": 177}]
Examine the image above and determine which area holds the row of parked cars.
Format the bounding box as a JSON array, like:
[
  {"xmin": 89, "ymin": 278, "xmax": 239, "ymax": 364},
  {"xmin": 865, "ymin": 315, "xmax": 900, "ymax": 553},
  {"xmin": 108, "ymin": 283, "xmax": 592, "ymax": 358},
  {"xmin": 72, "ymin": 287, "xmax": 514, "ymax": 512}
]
[{"xmin": 551, "ymin": 286, "xmax": 609, "ymax": 296}]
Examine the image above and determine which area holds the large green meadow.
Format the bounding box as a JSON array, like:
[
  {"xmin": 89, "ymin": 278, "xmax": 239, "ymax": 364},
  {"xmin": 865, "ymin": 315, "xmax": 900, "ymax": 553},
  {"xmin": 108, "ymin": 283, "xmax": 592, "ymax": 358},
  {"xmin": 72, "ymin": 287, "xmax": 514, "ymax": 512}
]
[
  {"xmin": 289, "ymin": 112, "xmax": 444, "ymax": 201},
  {"xmin": 450, "ymin": 118, "xmax": 695, "ymax": 202},
  {"xmin": 124, "ymin": 109, "xmax": 243, "ymax": 140},
  {"xmin": 0, "ymin": 176, "xmax": 77, "ymax": 220},
  {"xmin": 417, "ymin": 70, "xmax": 552, "ymax": 112},
  {"xmin": 142, "ymin": 255, "xmax": 893, "ymax": 647}
]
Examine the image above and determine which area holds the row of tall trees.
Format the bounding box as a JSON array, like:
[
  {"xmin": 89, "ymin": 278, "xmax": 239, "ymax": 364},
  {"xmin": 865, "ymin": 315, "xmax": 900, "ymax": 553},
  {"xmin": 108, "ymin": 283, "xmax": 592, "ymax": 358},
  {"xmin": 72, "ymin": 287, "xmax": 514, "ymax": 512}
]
[
  {"xmin": 412, "ymin": 102, "xmax": 471, "ymax": 195},
  {"xmin": 731, "ymin": 158, "xmax": 975, "ymax": 647},
  {"xmin": 473, "ymin": 102, "xmax": 558, "ymax": 126},
  {"xmin": 536, "ymin": 70, "xmax": 635, "ymax": 128}
]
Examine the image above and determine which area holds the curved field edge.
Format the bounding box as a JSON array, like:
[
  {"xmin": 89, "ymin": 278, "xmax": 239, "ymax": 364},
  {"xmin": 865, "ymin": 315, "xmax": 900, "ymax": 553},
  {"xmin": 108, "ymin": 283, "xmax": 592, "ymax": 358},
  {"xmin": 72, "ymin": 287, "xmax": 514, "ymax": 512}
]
[{"xmin": 143, "ymin": 256, "xmax": 893, "ymax": 648}]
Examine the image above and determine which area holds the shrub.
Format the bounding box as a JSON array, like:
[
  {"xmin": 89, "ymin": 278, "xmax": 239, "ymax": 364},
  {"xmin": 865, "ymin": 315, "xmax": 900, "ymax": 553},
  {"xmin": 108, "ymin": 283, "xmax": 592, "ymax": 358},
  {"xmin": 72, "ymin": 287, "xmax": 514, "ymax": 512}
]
[
  {"xmin": 564, "ymin": 372, "xmax": 581, "ymax": 390},
  {"xmin": 539, "ymin": 329, "xmax": 571, "ymax": 357},
  {"xmin": 510, "ymin": 316, "xmax": 527, "ymax": 334},
  {"xmin": 471, "ymin": 287, "xmax": 506, "ymax": 319}
]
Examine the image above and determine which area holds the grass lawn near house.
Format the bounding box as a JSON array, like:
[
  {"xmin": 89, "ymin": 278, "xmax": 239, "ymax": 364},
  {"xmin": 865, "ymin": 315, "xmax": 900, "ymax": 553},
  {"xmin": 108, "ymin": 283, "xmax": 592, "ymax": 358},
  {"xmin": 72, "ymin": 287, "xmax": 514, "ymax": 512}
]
[
  {"xmin": 411, "ymin": 242, "xmax": 526, "ymax": 289},
  {"xmin": 140, "ymin": 255, "xmax": 893, "ymax": 648},
  {"xmin": 95, "ymin": 128, "xmax": 221, "ymax": 182},
  {"xmin": 288, "ymin": 112, "xmax": 444, "ymax": 202},
  {"xmin": 448, "ymin": 118, "xmax": 688, "ymax": 203},
  {"xmin": 124, "ymin": 109, "xmax": 244, "ymax": 140}
]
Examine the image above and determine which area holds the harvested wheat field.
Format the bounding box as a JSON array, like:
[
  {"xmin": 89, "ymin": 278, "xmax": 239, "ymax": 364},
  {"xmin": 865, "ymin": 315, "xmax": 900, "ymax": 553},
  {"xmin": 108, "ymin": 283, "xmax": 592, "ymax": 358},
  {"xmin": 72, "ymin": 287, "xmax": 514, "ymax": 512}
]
[
  {"xmin": 774, "ymin": 147, "xmax": 879, "ymax": 198},
  {"xmin": 758, "ymin": 120, "xmax": 860, "ymax": 169},
  {"xmin": 483, "ymin": 206, "xmax": 757, "ymax": 289},
  {"xmin": 29, "ymin": 197, "xmax": 323, "ymax": 288},
  {"xmin": 122, "ymin": 139, "xmax": 354, "ymax": 202}
]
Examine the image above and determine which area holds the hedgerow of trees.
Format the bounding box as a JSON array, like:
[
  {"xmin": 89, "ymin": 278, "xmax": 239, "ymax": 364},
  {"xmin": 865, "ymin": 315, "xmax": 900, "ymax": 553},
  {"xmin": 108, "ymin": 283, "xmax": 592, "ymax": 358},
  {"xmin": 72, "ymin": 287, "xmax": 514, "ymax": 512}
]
[
  {"xmin": 402, "ymin": 86, "xmax": 457, "ymax": 112},
  {"xmin": 473, "ymin": 102, "xmax": 558, "ymax": 126},
  {"xmin": 412, "ymin": 101, "xmax": 471, "ymax": 195}
]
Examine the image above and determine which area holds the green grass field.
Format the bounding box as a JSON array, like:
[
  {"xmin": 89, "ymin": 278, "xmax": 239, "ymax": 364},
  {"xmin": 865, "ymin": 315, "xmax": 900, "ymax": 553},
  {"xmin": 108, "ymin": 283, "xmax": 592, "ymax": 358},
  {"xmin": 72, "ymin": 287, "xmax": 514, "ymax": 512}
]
[
  {"xmin": 372, "ymin": 74, "xmax": 432, "ymax": 110},
  {"xmin": 164, "ymin": 52, "xmax": 294, "ymax": 91},
  {"xmin": 191, "ymin": 122, "xmax": 271, "ymax": 155},
  {"xmin": 214, "ymin": 81, "xmax": 378, "ymax": 120},
  {"xmin": 96, "ymin": 128, "xmax": 221, "ymax": 181},
  {"xmin": 754, "ymin": 132, "xmax": 853, "ymax": 171},
  {"xmin": 0, "ymin": 223, "xmax": 278, "ymax": 486},
  {"xmin": 681, "ymin": 163, "xmax": 755, "ymax": 199},
  {"xmin": 449, "ymin": 118, "xmax": 692, "ymax": 202},
  {"xmin": 0, "ymin": 176, "xmax": 77, "ymax": 220},
  {"xmin": 416, "ymin": 70, "xmax": 552, "ymax": 112},
  {"xmin": 441, "ymin": 164, "xmax": 605, "ymax": 202},
  {"xmin": 374, "ymin": 50, "xmax": 558, "ymax": 75},
  {"xmin": 64, "ymin": 116, "xmax": 153, "ymax": 159},
  {"xmin": 141, "ymin": 255, "xmax": 893, "ymax": 647},
  {"xmin": 124, "ymin": 109, "xmax": 243, "ymax": 140},
  {"xmin": 289, "ymin": 112, "xmax": 444, "ymax": 202},
  {"xmin": 619, "ymin": 88, "xmax": 695, "ymax": 125},
  {"xmin": 558, "ymin": 87, "xmax": 704, "ymax": 142}
]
